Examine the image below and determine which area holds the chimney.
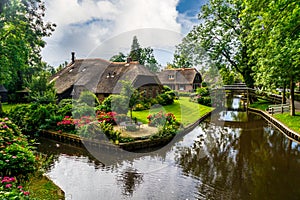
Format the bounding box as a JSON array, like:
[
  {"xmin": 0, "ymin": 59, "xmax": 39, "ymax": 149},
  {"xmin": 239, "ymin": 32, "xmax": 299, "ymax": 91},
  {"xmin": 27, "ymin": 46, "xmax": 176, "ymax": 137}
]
[
  {"xmin": 71, "ymin": 52, "xmax": 75, "ymax": 63},
  {"xmin": 126, "ymin": 57, "xmax": 132, "ymax": 63}
]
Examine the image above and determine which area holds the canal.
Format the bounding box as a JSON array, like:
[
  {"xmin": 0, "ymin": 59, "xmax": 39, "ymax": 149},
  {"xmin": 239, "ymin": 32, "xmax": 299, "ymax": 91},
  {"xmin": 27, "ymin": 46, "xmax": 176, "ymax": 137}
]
[{"xmin": 36, "ymin": 98, "xmax": 300, "ymax": 200}]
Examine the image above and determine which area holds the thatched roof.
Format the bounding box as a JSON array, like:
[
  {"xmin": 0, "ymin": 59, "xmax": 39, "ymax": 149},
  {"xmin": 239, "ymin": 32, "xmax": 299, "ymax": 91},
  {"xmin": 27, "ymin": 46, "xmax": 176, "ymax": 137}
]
[
  {"xmin": 157, "ymin": 68, "xmax": 202, "ymax": 85},
  {"xmin": 50, "ymin": 59, "xmax": 161, "ymax": 95},
  {"xmin": 0, "ymin": 85, "xmax": 7, "ymax": 93}
]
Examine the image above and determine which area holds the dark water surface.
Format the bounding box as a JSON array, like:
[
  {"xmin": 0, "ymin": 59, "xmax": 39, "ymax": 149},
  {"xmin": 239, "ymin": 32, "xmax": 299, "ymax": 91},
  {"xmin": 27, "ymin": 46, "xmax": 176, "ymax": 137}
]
[{"xmin": 37, "ymin": 107, "xmax": 300, "ymax": 199}]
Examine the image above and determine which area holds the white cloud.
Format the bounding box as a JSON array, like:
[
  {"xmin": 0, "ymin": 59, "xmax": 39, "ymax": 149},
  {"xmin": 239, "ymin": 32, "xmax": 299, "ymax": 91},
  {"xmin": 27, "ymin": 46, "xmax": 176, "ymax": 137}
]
[{"xmin": 42, "ymin": 0, "xmax": 196, "ymax": 67}]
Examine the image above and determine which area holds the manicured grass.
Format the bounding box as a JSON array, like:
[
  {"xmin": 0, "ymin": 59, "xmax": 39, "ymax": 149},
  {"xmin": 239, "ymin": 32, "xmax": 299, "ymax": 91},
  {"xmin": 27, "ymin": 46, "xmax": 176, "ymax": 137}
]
[
  {"xmin": 26, "ymin": 173, "xmax": 64, "ymax": 200},
  {"xmin": 249, "ymin": 99, "xmax": 272, "ymax": 111},
  {"xmin": 132, "ymin": 97, "xmax": 214, "ymax": 126},
  {"xmin": 250, "ymin": 99, "xmax": 300, "ymax": 133},
  {"xmin": 273, "ymin": 112, "xmax": 300, "ymax": 133}
]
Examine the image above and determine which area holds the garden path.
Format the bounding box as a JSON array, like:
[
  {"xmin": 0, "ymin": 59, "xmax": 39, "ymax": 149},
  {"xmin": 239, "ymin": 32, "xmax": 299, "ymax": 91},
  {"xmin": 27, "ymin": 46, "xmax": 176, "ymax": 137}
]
[{"xmin": 114, "ymin": 124, "xmax": 158, "ymax": 138}]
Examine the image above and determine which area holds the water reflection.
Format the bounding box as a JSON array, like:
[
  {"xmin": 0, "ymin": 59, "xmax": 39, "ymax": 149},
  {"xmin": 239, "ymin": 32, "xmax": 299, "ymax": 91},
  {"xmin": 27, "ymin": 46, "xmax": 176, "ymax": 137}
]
[
  {"xmin": 117, "ymin": 168, "xmax": 143, "ymax": 196},
  {"xmin": 37, "ymin": 111, "xmax": 300, "ymax": 199},
  {"xmin": 176, "ymin": 120, "xmax": 300, "ymax": 200}
]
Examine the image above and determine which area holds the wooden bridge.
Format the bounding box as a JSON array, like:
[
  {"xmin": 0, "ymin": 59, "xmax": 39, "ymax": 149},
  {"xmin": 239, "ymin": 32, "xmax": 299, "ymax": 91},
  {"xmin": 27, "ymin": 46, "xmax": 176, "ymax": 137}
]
[{"xmin": 211, "ymin": 83, "xmax": 283, "ymax": 104}]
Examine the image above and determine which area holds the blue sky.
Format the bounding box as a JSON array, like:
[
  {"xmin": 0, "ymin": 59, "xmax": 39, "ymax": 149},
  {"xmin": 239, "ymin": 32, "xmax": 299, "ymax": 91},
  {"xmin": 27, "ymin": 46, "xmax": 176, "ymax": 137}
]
[{"xmin": 42, "ymin": 0, "xmax": 207, "ymax": 67}]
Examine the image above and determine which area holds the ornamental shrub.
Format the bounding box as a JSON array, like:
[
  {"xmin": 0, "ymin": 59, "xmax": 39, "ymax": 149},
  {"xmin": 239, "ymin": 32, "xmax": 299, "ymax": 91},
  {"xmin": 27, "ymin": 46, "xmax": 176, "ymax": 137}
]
[
  {"xmin": 147, "ymin": 111, "xmax": 177, "ymax": 127},
  {"xmin": 96, "ymin": 111, "xmax": 117, "ymax": 124},
  {"xmin": 0, "ymin": 118, "xmax": 36, "ymax": 178},
  {"xmin": 0, "ymin": 176, "xmax": 31, "ymax": 199}
]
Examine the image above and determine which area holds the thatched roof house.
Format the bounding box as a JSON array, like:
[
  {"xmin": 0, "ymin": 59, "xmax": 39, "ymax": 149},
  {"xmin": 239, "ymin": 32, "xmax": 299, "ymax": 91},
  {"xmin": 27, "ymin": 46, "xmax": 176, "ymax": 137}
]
[
  {"xmin": 157, "ymin": 68, "xmax": 202, "ymax": 92},
  {"xmin": 0, "ymin": 85, "xmax": 8, "ymax": 102},
  {"xmin": 50, "ymin": 54, "xmax": 163, "ymax": 101}
]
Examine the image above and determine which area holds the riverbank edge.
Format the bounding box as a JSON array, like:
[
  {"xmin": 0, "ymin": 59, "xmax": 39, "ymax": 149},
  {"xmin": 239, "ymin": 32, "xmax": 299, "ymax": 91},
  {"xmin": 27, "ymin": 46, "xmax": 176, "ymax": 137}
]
[
  {"xmin": 39, "ymin": 110, "xmax": 214, "ymax": 151},
  {"xmin": 248, "ymin": 107, "xmax": 300, "ymax": 142},
  {"xmin": 27, "ymin": 173, "xmax": 65, "ymax": 199}
]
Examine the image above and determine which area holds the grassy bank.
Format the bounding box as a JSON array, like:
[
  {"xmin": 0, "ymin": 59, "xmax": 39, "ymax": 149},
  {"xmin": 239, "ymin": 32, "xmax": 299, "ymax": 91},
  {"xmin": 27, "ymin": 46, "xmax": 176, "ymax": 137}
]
[
  {"xmin": 249, "ymin": 99, "xmax": 272, "ymax": 111},
  {"xmin": 273, "ymin": 113, "xmax": 300, "ymax": 133},
  {"xmin": 26, "ymin": 173, "xmax": 64, "ymax": 200},
  {"xmin": 250, "ymin": 99, "xmax": 300, "ymax": 134},
  {"xmin": 132, "ymin": 97, "xmax": 214, "ymax": 126}
]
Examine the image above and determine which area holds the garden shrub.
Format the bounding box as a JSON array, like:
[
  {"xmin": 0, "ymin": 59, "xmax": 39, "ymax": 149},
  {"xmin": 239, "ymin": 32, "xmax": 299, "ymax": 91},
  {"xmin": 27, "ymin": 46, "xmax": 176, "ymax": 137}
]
[
  {"xmin": 57, "ymin": 98, "xmax": 73, "ymax": 116},
  {"xmin": 96, "ymin": 111, "xmax": 117, "ymax": 124},
  {"xmin": 57, "ymin": 116, "xmax": 77, "ymax": 134},
  {"xmin": 0, "ymin": 118, "xmax": 36, "ymax": 178},
  {"xmin": 0, "ymin": 176, "xmax": 31, "ymax": 199},
  {"xmin": 78, "ymin": 91, "xmax": 100, "ymax": 107},
  {"xmin": 72, "ymin": 102, "xmax": 95, "ymax": 119},
  {"xmin": 194, "ymin": 87, "xmax": 212, "ymax": 107},
  {"xmin": 147, "ymin": 111, "xmax": 178, "ymax": 127},
  {"xmin": 9, "ymin": 103, "xmax": 58, "ymax": 134},
  {"xmin": 97, "ymin": 95, "xmax": 112, "ymax": 112},
  {"xmin": 148, "ymin": 112, "xmax": 180, "ymax": 140},
  {"xmin": 77, "ymin": 122, "xmax": 100, "ymax": 139}
]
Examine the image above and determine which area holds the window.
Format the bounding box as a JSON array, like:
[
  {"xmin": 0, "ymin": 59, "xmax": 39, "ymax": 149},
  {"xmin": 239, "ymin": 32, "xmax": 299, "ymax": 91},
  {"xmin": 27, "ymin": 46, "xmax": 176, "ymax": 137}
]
[
  {"xmin": 179, "ymin": 85, "xmax": 185, "ymax": 91},
  {"xmin": 168, "ymin": 75, "xmax": 175, "ymax": 80}
]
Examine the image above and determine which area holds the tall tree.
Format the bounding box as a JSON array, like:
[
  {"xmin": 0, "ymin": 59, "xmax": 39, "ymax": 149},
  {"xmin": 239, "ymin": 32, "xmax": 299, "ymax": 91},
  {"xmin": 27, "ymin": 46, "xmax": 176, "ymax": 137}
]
[
  {"xmin": 243, "ymin": 0, "xmax": 300, "ymax": 115},
  {"xmin": 112, "ymin": 36, "xmax": 160, "ymax": 72},
  {"xmin": 174, "ymin": 0, "xmax": 256, "ymax": 88},
  {"xmin": 0, "ymin": 0, "xmax": 55, "ymax": 93},
  {"xmin": 129, "ymin": 35, "xmax": 141, "ymax": 62}
]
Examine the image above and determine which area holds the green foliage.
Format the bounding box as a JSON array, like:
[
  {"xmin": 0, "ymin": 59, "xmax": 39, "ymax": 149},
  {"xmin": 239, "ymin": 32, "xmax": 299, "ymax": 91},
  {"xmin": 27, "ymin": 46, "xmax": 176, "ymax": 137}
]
[
  {"xmin": 72, "ymin": 102, "xmax": 95, "ymax": 119},
  {"xmin": 111, "ymin": 95, "xmax": 129, "ymax": 114},
  {"xmin": 194, "ymin": 87, "xmax": 211, "ymax": 106},
  {"xmin": 98, "ymin": 95, "xmax": 112, "ymax": 112},
  {"xmin": 78, "ymin": 91, "xmax": 100, "ymax": 107},
  {"xmin": 27, "ymin": 72, "xmax": 57, "ymax": 104},
  {"xmin": 174, "ymin": 0, "xmax": 255, "ymax": 88},
  {"xmin": 196, "ymin": 87, "xmax": 210, "ymax": 96},
  {"xmin": 110, "ymin": 52, "xmax": 126, "ymax": 62},
  {"xmin": 0, "ymin": 177, "xmax": 31, "ymax": 199},
  {"xmin": 129, "ymin": 36, "xmax": 141, "ymax": 62},
  {"xmin": 242, "ymin": 0, "xmax": 300, "ymax": 115},
  {"xmin": 0, "ymin": 118, "xmax": 36, "ymax": 177},
  {"xmin": 57, "ymin": 99, "xmax": 73, "ymax": 117},
  {"xmin": 9, "ymin": 103, "xmax": 58, "ymax": 134},
  {"xmin": 0, "ymin": 0, "xmax": 55, "ymax": 92}
]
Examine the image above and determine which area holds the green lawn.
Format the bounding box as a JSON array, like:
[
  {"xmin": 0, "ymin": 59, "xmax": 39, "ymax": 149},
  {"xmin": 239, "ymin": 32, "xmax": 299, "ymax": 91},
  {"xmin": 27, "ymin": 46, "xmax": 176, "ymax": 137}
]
[
  {"xmin": 250, "ymin": 99, "xmax": 300, "ymax": 133},
  {"xmin": 273, "ymin": 112, "xmax": 300, "ymax": 133},
  {"xmin": 249, "ymin": 99, "xmax": 272, "ymax": 111},
  {"xmin": 132, "ymin": 97, "xmax": 214, "ymax": 126}
]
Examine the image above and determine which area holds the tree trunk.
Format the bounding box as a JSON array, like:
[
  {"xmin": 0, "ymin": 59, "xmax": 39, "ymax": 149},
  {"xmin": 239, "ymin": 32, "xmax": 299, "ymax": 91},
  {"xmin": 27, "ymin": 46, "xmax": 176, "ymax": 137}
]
[
  {"xmin": 290, "ymin": 78, "xmax": 295, "ymax": 116},
  {"xmin": 282, "ymin": 83, "xmax": 286, "ymax": 104}
]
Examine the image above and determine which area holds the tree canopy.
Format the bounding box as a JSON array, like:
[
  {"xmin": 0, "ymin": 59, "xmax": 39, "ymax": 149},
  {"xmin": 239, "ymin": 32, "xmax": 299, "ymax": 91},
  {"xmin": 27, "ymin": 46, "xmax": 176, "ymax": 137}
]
[
  {"xmin": 110, "ymin": 36, "xmax": 160, "ymax": 72},
  {"xmin": 175, "ymin": 0, "xmax": 300, "ymax": 115},
  {"xmin": 174, "ymin": 0, "xmax": 255, "ymax": 87},
  {"xmin": 0, "ymin": 0, "xmax": 55, "ymax": 94}
]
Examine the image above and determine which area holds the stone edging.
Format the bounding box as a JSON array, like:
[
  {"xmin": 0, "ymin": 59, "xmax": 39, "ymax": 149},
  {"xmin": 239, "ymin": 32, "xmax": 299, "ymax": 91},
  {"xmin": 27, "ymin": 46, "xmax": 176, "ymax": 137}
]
[
  {"xmin": 40, "ymin": 111, "xmax": 214, "ymax": 151},
  {"xmin": 118, "ymin": 110, "xmax": 213, "ymax": 151},
  {"xmin": 248, "ymin": 107, "xmax": 300, "ymax": 142}
]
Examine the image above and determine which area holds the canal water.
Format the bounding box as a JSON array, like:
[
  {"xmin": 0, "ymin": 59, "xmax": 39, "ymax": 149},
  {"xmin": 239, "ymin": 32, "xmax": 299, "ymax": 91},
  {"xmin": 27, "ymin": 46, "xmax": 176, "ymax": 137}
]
[{"xmin": 37, "ymin": 98, "xmax": 300, "ymax": 200}]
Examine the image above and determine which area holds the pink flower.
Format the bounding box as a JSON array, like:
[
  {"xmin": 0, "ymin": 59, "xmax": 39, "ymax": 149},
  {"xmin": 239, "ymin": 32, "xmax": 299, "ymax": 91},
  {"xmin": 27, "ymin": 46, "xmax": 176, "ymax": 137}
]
[
  {"xmin": 23, "ymin": 191, "xmax": 30, "ymax": 196},
  {"xmin": 18, "ymin": 185, "xmax": 23, "ymax": 189},
  {"xmin": 12, "ymin": 156, "xmax": 17, "ymax": 159},
  {"xmin": 4, "ymin": 117, "xmax": 9, "ymax": 121},
  {"xmin": 9, "ymin": 177, "xmax": 16, "ymax": 182},
  {"xmin": 5, "ymin": 184, "xmax": 12, "ymax": 188}
]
